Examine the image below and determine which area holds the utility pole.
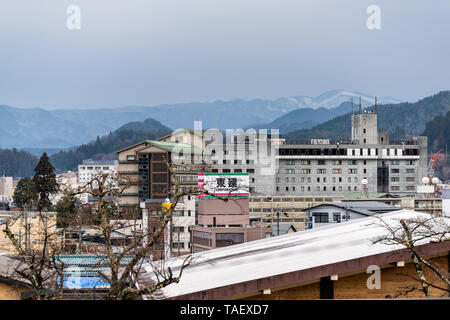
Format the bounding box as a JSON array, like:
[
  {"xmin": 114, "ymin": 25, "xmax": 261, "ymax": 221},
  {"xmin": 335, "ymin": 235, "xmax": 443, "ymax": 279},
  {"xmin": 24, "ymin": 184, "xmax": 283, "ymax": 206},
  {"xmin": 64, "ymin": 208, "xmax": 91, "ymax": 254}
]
[
  {"xmin": 276, "ymin": 207, "xmax": 280, "ymax": 236},
  {"xmin": 24, "ymin": 209, "xmax": 29, "ymax": 255}
]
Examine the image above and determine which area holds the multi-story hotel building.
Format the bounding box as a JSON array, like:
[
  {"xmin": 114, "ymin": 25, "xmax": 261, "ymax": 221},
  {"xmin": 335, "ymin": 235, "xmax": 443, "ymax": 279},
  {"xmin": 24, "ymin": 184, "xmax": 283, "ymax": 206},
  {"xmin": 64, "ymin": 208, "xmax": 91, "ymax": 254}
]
[
  {"xmin": 275, "ymin": 109, "xmax": 428, "ymax": 197},
  {"xmin": 116, "ymin": 139, "xmax": 210, "ymax": 257}
]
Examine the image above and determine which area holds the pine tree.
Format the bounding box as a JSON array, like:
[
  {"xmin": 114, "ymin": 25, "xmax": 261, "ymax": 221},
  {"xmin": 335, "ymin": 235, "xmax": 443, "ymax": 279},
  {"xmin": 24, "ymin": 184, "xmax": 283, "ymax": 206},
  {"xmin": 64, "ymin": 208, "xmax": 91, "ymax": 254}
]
[
  {"xmin": 32, "ymin": 153, "xmax": 59, "ymax": 211},
  {"xmin": 13, "ymin": 177, "xmax": 38, "ymax": 210}
]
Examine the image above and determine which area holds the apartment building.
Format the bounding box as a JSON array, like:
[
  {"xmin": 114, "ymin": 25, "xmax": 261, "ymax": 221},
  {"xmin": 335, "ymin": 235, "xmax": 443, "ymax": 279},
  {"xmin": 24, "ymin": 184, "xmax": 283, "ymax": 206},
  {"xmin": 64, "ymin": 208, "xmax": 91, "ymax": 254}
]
[
  {"xmin": 276, "ymin": 109, "xmax": 428, "ymax": 197},
  {"xmin": 77, "ymin": 160, "xmax": 118, "ymax": 184},
  {"xmin": 207, "ymin": 131, "xmax": 282, "ymax": 196},
  {"xmin": 116, "ymin": 139, "xmax": 210, "ymax": 258},
  {"xmin": 0, "ymin": 177, "xmax": 17, "ymax": 203}
]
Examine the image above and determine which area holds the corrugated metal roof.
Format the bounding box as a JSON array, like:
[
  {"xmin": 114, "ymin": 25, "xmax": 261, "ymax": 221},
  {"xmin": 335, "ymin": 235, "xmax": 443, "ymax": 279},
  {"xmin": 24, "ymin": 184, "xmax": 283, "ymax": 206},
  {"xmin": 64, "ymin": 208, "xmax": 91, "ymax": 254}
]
[{"xmin": 141, "ymin": 209, "xmax": 448, "ymax": 299}]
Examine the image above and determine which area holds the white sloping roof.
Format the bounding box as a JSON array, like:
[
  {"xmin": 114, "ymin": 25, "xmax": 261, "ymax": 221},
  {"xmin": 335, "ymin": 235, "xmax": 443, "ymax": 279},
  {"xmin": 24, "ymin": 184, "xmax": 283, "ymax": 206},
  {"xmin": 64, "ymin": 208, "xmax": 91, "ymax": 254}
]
[{"xmin": 141, "ymin": 210, "xmax": 443, "ymax": 299}]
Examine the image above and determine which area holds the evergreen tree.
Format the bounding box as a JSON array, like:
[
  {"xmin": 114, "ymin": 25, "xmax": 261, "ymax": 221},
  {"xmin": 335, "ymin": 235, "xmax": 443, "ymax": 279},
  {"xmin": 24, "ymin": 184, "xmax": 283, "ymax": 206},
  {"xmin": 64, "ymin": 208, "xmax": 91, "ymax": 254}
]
[
  {"xmin": 32, "ymin": 153, "xmax": 59, "ymax": 211},
  {"xmin": 13, "ymin": 177, "xmax": 38, "ymax": 210},
  {"xmin": 53, "ymin": 195, "xmax": 82, "ymax": 228}
]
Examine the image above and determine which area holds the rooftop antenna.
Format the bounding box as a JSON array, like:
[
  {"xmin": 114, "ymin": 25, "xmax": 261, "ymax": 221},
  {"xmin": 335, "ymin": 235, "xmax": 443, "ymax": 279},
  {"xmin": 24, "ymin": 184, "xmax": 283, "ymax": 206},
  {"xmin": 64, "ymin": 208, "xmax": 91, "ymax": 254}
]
[
  {"xmin": 350, "ymin": 97, "xmax": 354, "ymax": 144},
  {"xmin": 359, "ymin": 96, "xmax": 362, "ymax": 114},
  {"xmin": 374, "ymin": 96, "xmax": 378, "ymax": 114}
]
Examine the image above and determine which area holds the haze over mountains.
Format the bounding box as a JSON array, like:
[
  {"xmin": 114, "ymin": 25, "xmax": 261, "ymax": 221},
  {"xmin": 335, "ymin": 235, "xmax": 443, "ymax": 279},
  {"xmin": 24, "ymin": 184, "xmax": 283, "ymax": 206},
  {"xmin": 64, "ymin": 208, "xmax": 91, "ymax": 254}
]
[{"xmin": 0, "ymin": 90, "xmax": 399, "ymax": 150}]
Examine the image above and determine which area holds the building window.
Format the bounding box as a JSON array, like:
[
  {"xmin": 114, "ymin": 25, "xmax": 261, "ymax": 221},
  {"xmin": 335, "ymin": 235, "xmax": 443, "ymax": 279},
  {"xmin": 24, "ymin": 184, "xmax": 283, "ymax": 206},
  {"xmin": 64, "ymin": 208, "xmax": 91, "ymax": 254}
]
[
  {"xmin": 300, "ymin": 160, "xmax": 311, "ymax": 165},
  {"xmin": 127, "ymin": 155, "xmax": 136, "ymax": 161},
  {"xmin": 391, "ymin": 169, "xmax": 400, "ymax": 174},
  {"xmin": 301, "ymin": 169, "xmax": 311, "ymax": 174},
  {"xmin": 348, "ymin": 169, "xmax": 357, "ymax": 174},
  {"xmin": 406, "ymin": 169, "xmax": 415, "ymax": 174},
  {"xmin": 216, "ymin": 233, "xmax": 244, "ymax": 247},
  {"xmin": 173, "ymin": 226, "xmax": 185, "ymax": 233},
  {"xmin": 318, "ymin": 160, "xmax": 325, "ymax": 165},
  {"xmin": 172, "ymin": 242, "xmax": 184, "ymax": 249},
  {"xmin": 333, "ymin": 213, "xmax": 341, "ymax": 223},
  {"xmin": 332, "ymin": 169, "xmax": 342, "ymax": 174},
  {"xmin": 348, "ymin": 160, "xmax": 357, "ymax": 165},
  {"xmin": 332, "ymin": 160, "xmax": 342, "ymax": 165},
  {"xmin": 313, "ymin": 212, "xmax": 329, "ymax": 223},
  {"xmin": 317, "ymin": 169, "xmax": 326, "ymax": 174}
]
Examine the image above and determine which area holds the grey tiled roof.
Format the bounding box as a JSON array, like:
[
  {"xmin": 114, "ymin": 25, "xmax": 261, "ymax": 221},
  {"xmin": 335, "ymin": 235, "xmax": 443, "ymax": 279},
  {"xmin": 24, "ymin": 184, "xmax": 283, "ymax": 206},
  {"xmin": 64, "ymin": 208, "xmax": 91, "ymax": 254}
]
[{"xmin": 0, "ymin": 255, "xmax": 31, "ymax": 286}]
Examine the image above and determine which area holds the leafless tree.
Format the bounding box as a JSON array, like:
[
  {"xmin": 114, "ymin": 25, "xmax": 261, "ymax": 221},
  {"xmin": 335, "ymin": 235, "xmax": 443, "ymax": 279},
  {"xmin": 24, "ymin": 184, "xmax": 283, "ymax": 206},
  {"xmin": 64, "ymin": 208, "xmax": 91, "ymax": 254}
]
[
  {"xmin": 63, "ymin": 158, "xmax": 246, "ymax": 300},
  {"xmin": 2, "ymin": 211, "xmax": 65, "ymax": 300},
  {"xmin": 373, "ymin": 213, "xmax": 450, "ymax": 297}
]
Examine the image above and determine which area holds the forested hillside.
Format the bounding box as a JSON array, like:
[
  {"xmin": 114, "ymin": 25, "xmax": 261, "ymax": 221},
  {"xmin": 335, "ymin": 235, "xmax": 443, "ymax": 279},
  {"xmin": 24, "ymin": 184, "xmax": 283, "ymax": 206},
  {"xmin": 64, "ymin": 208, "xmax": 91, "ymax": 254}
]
[
  {"xmin": 423, "ymin": 111, "xmax": 450, "ymax": 181},
  {"xmin": 0, "ymin": 149, "xmax": 38, "ymax": 178},
  {"xmin": 50, "ymin": 118, "xmax": 171, "ymax": 172},
  {"xmin": 284, "ymin": 91, "xmax": 450, "ymax": 141}
]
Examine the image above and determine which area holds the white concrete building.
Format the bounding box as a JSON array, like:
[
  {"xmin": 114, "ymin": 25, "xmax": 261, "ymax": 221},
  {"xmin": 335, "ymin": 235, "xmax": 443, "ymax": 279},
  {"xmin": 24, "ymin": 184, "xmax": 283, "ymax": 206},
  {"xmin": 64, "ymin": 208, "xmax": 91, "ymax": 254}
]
[
  {"xmin": 0, "ymin": 177, "xmax": 16, "ymax": 203},
  {"xmin": 78, "ymin": 160, "xmax": 118, "ymax": 184}
]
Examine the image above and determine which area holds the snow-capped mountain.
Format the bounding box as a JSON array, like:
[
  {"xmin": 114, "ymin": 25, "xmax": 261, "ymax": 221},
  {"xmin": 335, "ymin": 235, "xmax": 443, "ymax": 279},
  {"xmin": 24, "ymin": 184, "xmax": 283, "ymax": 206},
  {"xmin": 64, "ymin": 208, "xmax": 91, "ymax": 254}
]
[
  {"xmin": 271, "ymin": 89, "xmax": 400, "ymax": 110},
  {"xmin": 0, "ymin": 90, "xmax": 401, "ymax": 149}
]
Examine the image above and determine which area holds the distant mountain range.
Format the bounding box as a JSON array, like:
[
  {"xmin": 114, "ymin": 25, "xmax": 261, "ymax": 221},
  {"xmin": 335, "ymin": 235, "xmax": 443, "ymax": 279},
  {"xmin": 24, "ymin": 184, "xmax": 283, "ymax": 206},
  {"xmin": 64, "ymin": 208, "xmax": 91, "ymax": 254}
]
[
  {"xmin": 284, "ymin": 91, "xmax": 450, "ymax": 142},
  {"xmin": 0, "ymin": 90, "xmax": 399, "ymax": 150},
  {"xmin": 252, "ymin": 101, "xmax": 354, "ymax": 134}
]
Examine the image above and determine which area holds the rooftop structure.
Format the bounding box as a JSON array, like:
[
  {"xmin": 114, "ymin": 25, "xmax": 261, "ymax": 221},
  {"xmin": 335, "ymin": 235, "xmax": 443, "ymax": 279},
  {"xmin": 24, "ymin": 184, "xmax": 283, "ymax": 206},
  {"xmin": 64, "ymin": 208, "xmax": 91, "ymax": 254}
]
[{"xmin": 140, "ymin": 209, "xmax": 450, "ymax": 300}]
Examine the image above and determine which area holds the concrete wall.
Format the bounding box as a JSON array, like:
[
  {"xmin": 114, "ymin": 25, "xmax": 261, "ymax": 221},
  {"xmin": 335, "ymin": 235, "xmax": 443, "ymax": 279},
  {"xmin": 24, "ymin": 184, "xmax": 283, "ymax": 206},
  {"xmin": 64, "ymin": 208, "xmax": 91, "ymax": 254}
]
[
  {"xmin": 0, "ymin": 282, "xmax": 29, "ymax": 300},
  {"xmin": 0, "ymin": 213, "xmax": 58, "ymax": 255},
  {"xmin": 197, "ymin": 199, "xmax": 249, "ymax": 226}
]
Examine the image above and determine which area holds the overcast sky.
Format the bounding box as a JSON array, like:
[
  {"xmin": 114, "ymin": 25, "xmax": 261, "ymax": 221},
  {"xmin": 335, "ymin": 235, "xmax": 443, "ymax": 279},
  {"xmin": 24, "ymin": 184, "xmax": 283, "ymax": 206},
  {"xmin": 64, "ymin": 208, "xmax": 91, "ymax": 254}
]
[{"xmin": 0, "ymin": 0, "xmax": 449, "ymax": 109}]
